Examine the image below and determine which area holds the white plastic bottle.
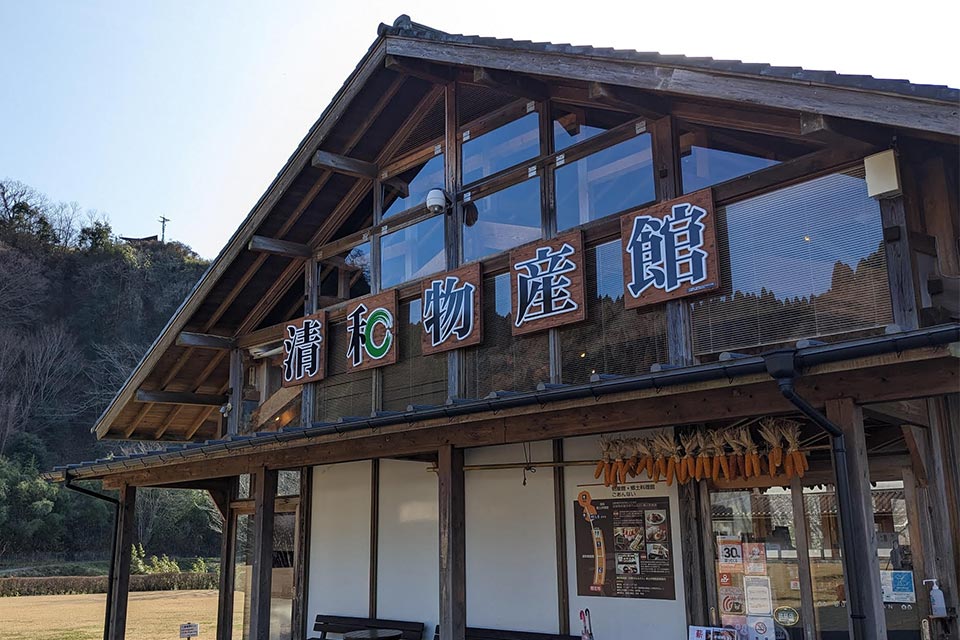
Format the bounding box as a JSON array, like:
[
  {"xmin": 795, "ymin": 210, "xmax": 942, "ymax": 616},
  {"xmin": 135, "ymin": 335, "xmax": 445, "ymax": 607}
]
[{"xmin": 923, "ymin": 578, "xmax": 947, "ymax": 618}]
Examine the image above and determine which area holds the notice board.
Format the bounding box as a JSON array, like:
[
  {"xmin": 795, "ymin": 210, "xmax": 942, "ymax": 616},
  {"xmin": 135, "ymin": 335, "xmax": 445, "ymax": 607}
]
[{"xmin": 573, "ymin": 482, "xmax": 676, "ymax": 600}]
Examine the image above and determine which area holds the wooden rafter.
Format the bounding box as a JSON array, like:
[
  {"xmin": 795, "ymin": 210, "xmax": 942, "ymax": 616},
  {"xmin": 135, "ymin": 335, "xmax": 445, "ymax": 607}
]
[
  {"xmin": 473, "ymin": 67, "xmax": 549, "ymax": 102},
  {"xmin": 176, "ymin": 332, "xmax": 235, "ymax": 349},
  {"xmin": 247, "ymin": 235, "xmax": 312, "ymax": 259},
  {"xmin": 311, "ymin": 150, "xmax": 378, "ymax": 179},
  {"xmin": 135, "ymin": 390, "xmax": 228, "ymax": 406}
]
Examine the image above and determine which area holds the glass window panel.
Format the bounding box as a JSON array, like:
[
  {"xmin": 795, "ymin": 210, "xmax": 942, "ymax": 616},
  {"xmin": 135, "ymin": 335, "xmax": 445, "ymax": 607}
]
[
  {"xmin": 682, "ymin": 145, "xmax": 778, "ymax": 193},
  {"xmin": 234, "ymin": 514, "xmax": 254, "ymax": 640},
  {"xmin": 277, "ymin": 470, "xmax": 300, "ymax": 496},
  {"xmin": 710, "ymin": 487, "xmax": 805, "ymax": 640},
  {"xmin": 381, "ymin": 299, "xmax": 448, "ymax": 410},
  {"xmin": 270, "ymin": 513, "xmax": 296, "ymax": 640},
  {"xmin": 552, "ymin": 104, "xmax": 633, "ymax": 152},
  {"xmin": 691, "ymin": 169, "xmax": 892, "ymax": 355},
  {"xmin": 463, "ymin": 273, "xmax": 549, "ymax": 397},
  {"xmin": 462, "ymin": 112, "xmax": 540, "ymax": 184},
  {"xmin": 462, "ymin": 177, "xmax": 542, "ymax": 262},
  {"xmin": 555, "ymin": 134, "xmax": 655, "ymax": 231},
  {"xmin": 803, "ymin": 481, "xmax": 920, "ymax": 640},
  {"xmin": 318, "ymin": 243, "xmax": 371, "ymax": 300},
  {"xmin": 380, "ymin": 216, "xmax": 445, "ymax": 289},
  {"xmin": 559, "ymin": 240, "xmax": 668, "ymax": 383},
  {"xmin": 383, "ymin": 153, "xmax": 445, "ymax": 218}
]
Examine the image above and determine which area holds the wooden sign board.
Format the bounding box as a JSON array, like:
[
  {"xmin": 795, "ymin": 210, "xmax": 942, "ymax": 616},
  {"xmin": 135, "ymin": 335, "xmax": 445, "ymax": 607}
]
[
  {"xmin": 281, "ymin": 311, "xmax": 326, "ymax": 387},
  {"xmin": 343, "ymin": 290, "xmax": 398, "ymax": 372},
  {"xmin": 509, "ymin": 230, "xmax": 586, "ymax": 336},
  {"xmin": 620, "ymin": 189, "xmax": 720, "ymax": 309},
  {"xmin": 420, "ymin": 262, "xmax": 483, "ymax": 355}
]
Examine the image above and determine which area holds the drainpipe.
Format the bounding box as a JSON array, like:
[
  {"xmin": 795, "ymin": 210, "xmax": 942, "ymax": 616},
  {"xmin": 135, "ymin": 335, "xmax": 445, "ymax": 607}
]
[
  {"xmin": 764, "ymin": 349, "xmax": 868, "ymax": 640},
  {"xmin": 64, "ymin": 474, "xmax": 119, "ymax": 640}
]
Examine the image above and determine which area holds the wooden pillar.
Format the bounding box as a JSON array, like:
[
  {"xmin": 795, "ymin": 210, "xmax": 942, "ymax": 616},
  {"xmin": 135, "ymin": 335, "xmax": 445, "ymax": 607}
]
[
  {"xmin": 301, "ymin": 258, "xmax": 318, "ymax": 427},
  {"xmin": 228, "ymin": 348, "xmax": 243, "ymax": 436},
  {"xmin": 107, "ymin": 484, "xmax": 136, "ymax": 640},
  {"xmin": 879, "ymin": 196, "xmax": 919, "ymax": 330},
  {"xmin": 249, "ymin": 467, "xmax": 278, "ymax": 640},
  {"xmin": 444, "ymin": 81, "xmax": 463, "ymax": 400},
  {"xmin": 825, "ymin": 398, "xmax": 887, "ymax": 640},
  {"xmin": 438, "ymin": 445, "xmax": 465, "ymax": 640},
  {"xmin": 790, "ymin": 476, "xmax": 818, "ymax": 640},
  {"xmin": 291, "ymin": 467, "xmax": 313, "ymax": 640},
  {"xmin": 216, "ymin": 480, "xmax": 238, "ymax": 640},
  {"xmin": 678, "ymin": 475, "xmax": 707, "ymax": 626},
  {"xmin": 552, "ymin": 439, "xmax": 569, "ymax": 633}
]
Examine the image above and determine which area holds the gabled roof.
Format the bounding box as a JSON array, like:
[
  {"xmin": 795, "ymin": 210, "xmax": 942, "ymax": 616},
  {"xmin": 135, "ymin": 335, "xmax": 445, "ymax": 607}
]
[
  {"xmin": 90, "ymin": 15, "xmax": 960, "ymax": 442},
  {"xmin": 381, "ymin": 15, "xmax": 959, "ymax": 103}
]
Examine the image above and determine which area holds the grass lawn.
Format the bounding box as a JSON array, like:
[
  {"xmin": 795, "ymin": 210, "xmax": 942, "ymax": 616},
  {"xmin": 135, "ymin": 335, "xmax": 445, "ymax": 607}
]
[{"xmin": 0, "ymin": 590, "xmax": 226, "ymax": 640}]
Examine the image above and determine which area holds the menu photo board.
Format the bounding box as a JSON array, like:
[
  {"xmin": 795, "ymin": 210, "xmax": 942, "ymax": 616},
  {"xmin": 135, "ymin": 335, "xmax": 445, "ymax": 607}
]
[
  {"xmin": 620, "ymin": 189, "xmax": 720, "ymax": 309},
  {"xmin": 573, "ymin": 481, "xmax": 676, "ymax": 600}
]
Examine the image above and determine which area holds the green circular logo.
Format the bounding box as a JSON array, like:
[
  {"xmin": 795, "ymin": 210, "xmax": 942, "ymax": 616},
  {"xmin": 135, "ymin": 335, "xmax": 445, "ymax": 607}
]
[{"xmin": 364, "ymin": 308, "xmax": 393, "ymax": 359}]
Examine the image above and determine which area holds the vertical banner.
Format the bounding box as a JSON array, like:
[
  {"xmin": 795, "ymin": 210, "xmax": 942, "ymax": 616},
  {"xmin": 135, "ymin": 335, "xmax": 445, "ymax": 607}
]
[
  {"xmin": 621, "ymin": 189, "xmax": 719, "ymax": 308},
  {"xmin": 343, "ymin": 290, "xmax": 398, "ymax": 371},
  {"xmin": 420, "ymin": 262, "xmax": 483, "ymax": 355},
  {"xmin": 573, "ymin": 482, "xmax": 676, "ymax": 600},
  {"xmin": 281, "ymin": 311, "xmax": 326, "ymax": 387},
  {"xmin": 510, "ymin": 230, "xmax": 586, "ymax": 335}
]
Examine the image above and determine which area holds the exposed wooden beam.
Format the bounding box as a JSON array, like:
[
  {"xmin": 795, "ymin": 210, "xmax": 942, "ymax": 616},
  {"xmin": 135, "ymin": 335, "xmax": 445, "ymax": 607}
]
[
  {"xmin": 248, "ymin": 467, "xmax": 277, "ymax": 639},
  {"xmin": 121, "ymin": 403, "xmax": 153, "ymax": 439},
  {"xmin": 176, "ymin": 331, "xmax": 235, "ymax": 350},
  {"xmin": 385, "ymin": 54, "xmax": 454, "ymax": 84},
  {"xmin": 247, "ymin": 235, "xmax": 312, "ymax": 259},
  {"xmin": 106, "ymin": 485, "xmax": 136, "ymax": 640},
  {"xmin": 438, "ymin": 445, "xmax": 466, "ymax": 640},
  {"xmin": 901, "ymin": 424, "xmax": 929, "ymax": 485},
  {"xmin": 385, "ymin": 37, "xmax": 959, "ymax": 138},
  {"xmin": 311, "ymin": 149, "xmax": 377, "ymax": 179},
  {"xmin": 588, "ymin": 82, "xmax": 667, "ymax": 120},
  {"xmin": 238, "ymin": 321, "xmax": 287, "ymax": 349},
  {"xmin": 184, "ymin": 406, "xmax": 217, "ymax": 440},
  {"xmin": 135, "ymin": 389, "xmax": 228, "ymax": 406},
  {"xmin": 473, "ymin": 67, "xmax": 549, "ymax": 101},
  {"xmin": 153, "ymin": 405, "xmax": 185, "ymax": 440},
  {"xmin": 864, "ymin": 399, "xmax": 929, "ymax": 427}
]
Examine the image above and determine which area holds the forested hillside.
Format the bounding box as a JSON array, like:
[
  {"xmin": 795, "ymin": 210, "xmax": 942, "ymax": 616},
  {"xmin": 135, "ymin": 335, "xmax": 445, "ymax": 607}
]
[{"xmin": 0, "ymin": 180, "xmax": 220, "ymax": 565}]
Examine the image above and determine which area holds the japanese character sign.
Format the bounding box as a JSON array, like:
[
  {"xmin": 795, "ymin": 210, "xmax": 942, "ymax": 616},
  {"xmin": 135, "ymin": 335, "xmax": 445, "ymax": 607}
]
[
  {"xmin": 281, "ymin": 312, "xmax": 326, "ymax": 387},
  {"xmin": 420, "ymin": 263, "xmax": 482, "ymax": 355},
  {"xmin": 343, "ymin": 290, "xmax": 398, "ymax": 371},
  {"xmin": 620, "ymin": 190, "xmax": 719, "ymax": 308},
  {"xmin": 510, "ymin": 231, "xmax": 586, "ymax": 335}
]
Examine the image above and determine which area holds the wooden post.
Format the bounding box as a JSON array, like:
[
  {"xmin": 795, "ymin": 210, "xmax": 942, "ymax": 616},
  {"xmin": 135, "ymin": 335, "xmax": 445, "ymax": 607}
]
[
  {"xmin": 301, "ymin": 259, "xmax": 319, "ymax": 427},
  {"xmin": 552, "ymin": 439, "xmax": 569, "ymax": 634},
  {"xmin": 825, "ymin": 398, "xmax": 887, "ymax": 640},
  {"xmin": 879, "ymin": 196, "xmax": 919, "ymax": 330},
  {"xmin": 107, "ymin": 484, "xmax": 136, "ymax": 640},
  {"xmin": 228, "ymin": 348, "xmax": 243, "ymax": 436},
  {"xmin": 291, "ymin": 467, "xmax": 313, "ymax": 640},
  {"xmin": 369, "ymin": 460, "xmax": 380, "ymax": 618},
  {"xmin": 901, "ymin": 467, "xmax": 933, "ymax": 622},
  {"xmin": 216, "ymin": 480, "xmax": 239, "ymax": 640},
  {"xmin": 249, "ymin": 467, "xmax": 278, "ymax": 640},
  {"xmin": 438, "ymin": 445, "xmax": 465, "ymax": 640},
  {"xmin": 790, "ymin": 476, "xmax": 818, "ymax": 640},
  {"xmin": 444, "ymin": 82, "xmax": 463, "ymax": 400},
  {"xmin": 678, "ymin": 474, "xmax": 707, "ymax": 626}
]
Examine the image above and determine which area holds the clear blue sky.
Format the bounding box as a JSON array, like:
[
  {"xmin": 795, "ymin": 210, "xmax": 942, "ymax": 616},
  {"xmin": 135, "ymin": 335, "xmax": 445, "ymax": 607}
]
[{"xmin": 2, "ymin": 0, "xmax": 957, "ymax": 259}]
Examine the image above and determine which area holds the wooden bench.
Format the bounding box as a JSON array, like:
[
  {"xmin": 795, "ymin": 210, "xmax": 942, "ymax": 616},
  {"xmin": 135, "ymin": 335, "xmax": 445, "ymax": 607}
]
[
  {"xmin": 433, "ymin": 626, "xmax": 581, "ymax": 640},
  {"xmin": 311, "ymin": 615, "xmax": 425, "ymax": 640}
]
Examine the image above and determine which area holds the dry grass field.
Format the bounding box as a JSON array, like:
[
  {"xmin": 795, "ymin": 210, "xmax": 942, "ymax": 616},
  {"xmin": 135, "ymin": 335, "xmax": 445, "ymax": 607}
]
[{"xmin": 0, "ymin": 590, "xmax": 226, "ymax": 640}]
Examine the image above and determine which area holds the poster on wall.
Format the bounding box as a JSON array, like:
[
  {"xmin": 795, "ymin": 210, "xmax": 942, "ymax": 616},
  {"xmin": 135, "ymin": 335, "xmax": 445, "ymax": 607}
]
[
  {"xmin": 573, "ymin": 482, "xmax": 675, "ymax": 600},
  {"xmin": 620, "ymin": 189, "xmax": 719, "ymax": 309}
]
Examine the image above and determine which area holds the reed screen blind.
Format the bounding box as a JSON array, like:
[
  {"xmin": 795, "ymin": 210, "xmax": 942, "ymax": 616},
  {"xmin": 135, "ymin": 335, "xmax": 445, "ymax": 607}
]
[
  {"xmin": 463, "ymin": 273, "xmax": 550, "ymax": 398},
  {"xmin": 382, "ymin": 300, "xmax": 448, "ymax": 411},
  {"xmin": 691, "ymin": 168, "xmax": 892, "ymax": 355},
  {"xmin": 559, "ymin": 240, "xmax": 668, "ymax": 383},
  {"xmin": 315, "ymin": 321, "xmax": 372, "ymax": 422}
]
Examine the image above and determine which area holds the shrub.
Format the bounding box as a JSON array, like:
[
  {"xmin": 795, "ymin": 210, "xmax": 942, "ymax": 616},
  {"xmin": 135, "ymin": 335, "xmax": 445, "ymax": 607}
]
[{"xmin": 0, "ymin": 572, "xmax": 218, "ymax": 597}]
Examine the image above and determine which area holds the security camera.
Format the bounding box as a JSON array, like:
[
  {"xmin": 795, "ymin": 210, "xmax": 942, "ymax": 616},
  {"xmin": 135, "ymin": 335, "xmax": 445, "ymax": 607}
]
[{"xmin": 425, "ymin": 188, "xmax": 449, "ymax": 214}]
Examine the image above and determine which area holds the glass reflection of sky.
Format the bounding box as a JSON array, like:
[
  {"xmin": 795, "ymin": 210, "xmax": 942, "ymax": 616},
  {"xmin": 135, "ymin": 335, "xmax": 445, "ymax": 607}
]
[
  {"xmin": 463, "ymin": 177, "xmax": 542, "ymax": 263},
  {"xmin": 723, "ymin": 173, "xmax": 882, "ymax": 302},
  {"xmin": 462, "ymin": 113, "xmax": 540, "ymax": 185},
  {"xmin": 380, "ymin": 216, "xmax": 445, "ymax": 289},
  {"xmin": 553, "ymin": 119, "xmax": 606, "ymax": 152},
  {"xmin": 681, "ymin": 146, "xmax": 777, "ymax": 193},
  {"xmin": 383, "ymin": 154, "xmax": 444, "ymax": 218}
]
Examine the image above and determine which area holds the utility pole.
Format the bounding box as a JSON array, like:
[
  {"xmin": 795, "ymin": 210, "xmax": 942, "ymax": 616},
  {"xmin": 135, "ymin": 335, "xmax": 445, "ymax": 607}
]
[{"xmin": 158, "ymin": 216, "xmax": 170, "ymax": 243}]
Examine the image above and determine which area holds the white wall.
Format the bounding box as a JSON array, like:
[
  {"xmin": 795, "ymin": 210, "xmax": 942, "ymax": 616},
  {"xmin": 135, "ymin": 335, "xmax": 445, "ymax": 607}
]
[
  {"xmin": 564, "ymin": 431, "xmax": 687, "ymax": 639},
  {"xmin": 465, "ymin": 442, "xmax": 559, "ymax": 632},
  {"xmin": 376, "ymin": 459, "xmax": 439, "ymax": 635},
  {"xmin": 307, "ymin": 461, "xmax": 372, "ymax": 618}
]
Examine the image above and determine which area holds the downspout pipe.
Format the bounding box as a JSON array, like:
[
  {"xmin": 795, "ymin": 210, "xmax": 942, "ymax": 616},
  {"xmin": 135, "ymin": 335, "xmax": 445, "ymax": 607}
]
[
  {"xmin": 764, "ymin": 349, "xmax": 868, "ymax": 640},
  {"xmin": 63, "ymin": 474, "xmax": 119, "ymax": 640}
]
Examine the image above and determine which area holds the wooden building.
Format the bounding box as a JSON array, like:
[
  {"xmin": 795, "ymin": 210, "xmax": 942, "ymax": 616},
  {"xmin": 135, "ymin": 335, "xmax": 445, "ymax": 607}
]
[{"xmin": 47, "ymin": 15, "xmax": 960, "ymax": 640}]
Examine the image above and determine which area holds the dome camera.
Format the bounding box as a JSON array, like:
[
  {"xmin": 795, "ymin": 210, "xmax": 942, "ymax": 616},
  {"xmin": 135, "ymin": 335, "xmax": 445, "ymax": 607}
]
[{"xmin": 425, "ymin": 188, "xmax": 449, "ymax": 214}]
